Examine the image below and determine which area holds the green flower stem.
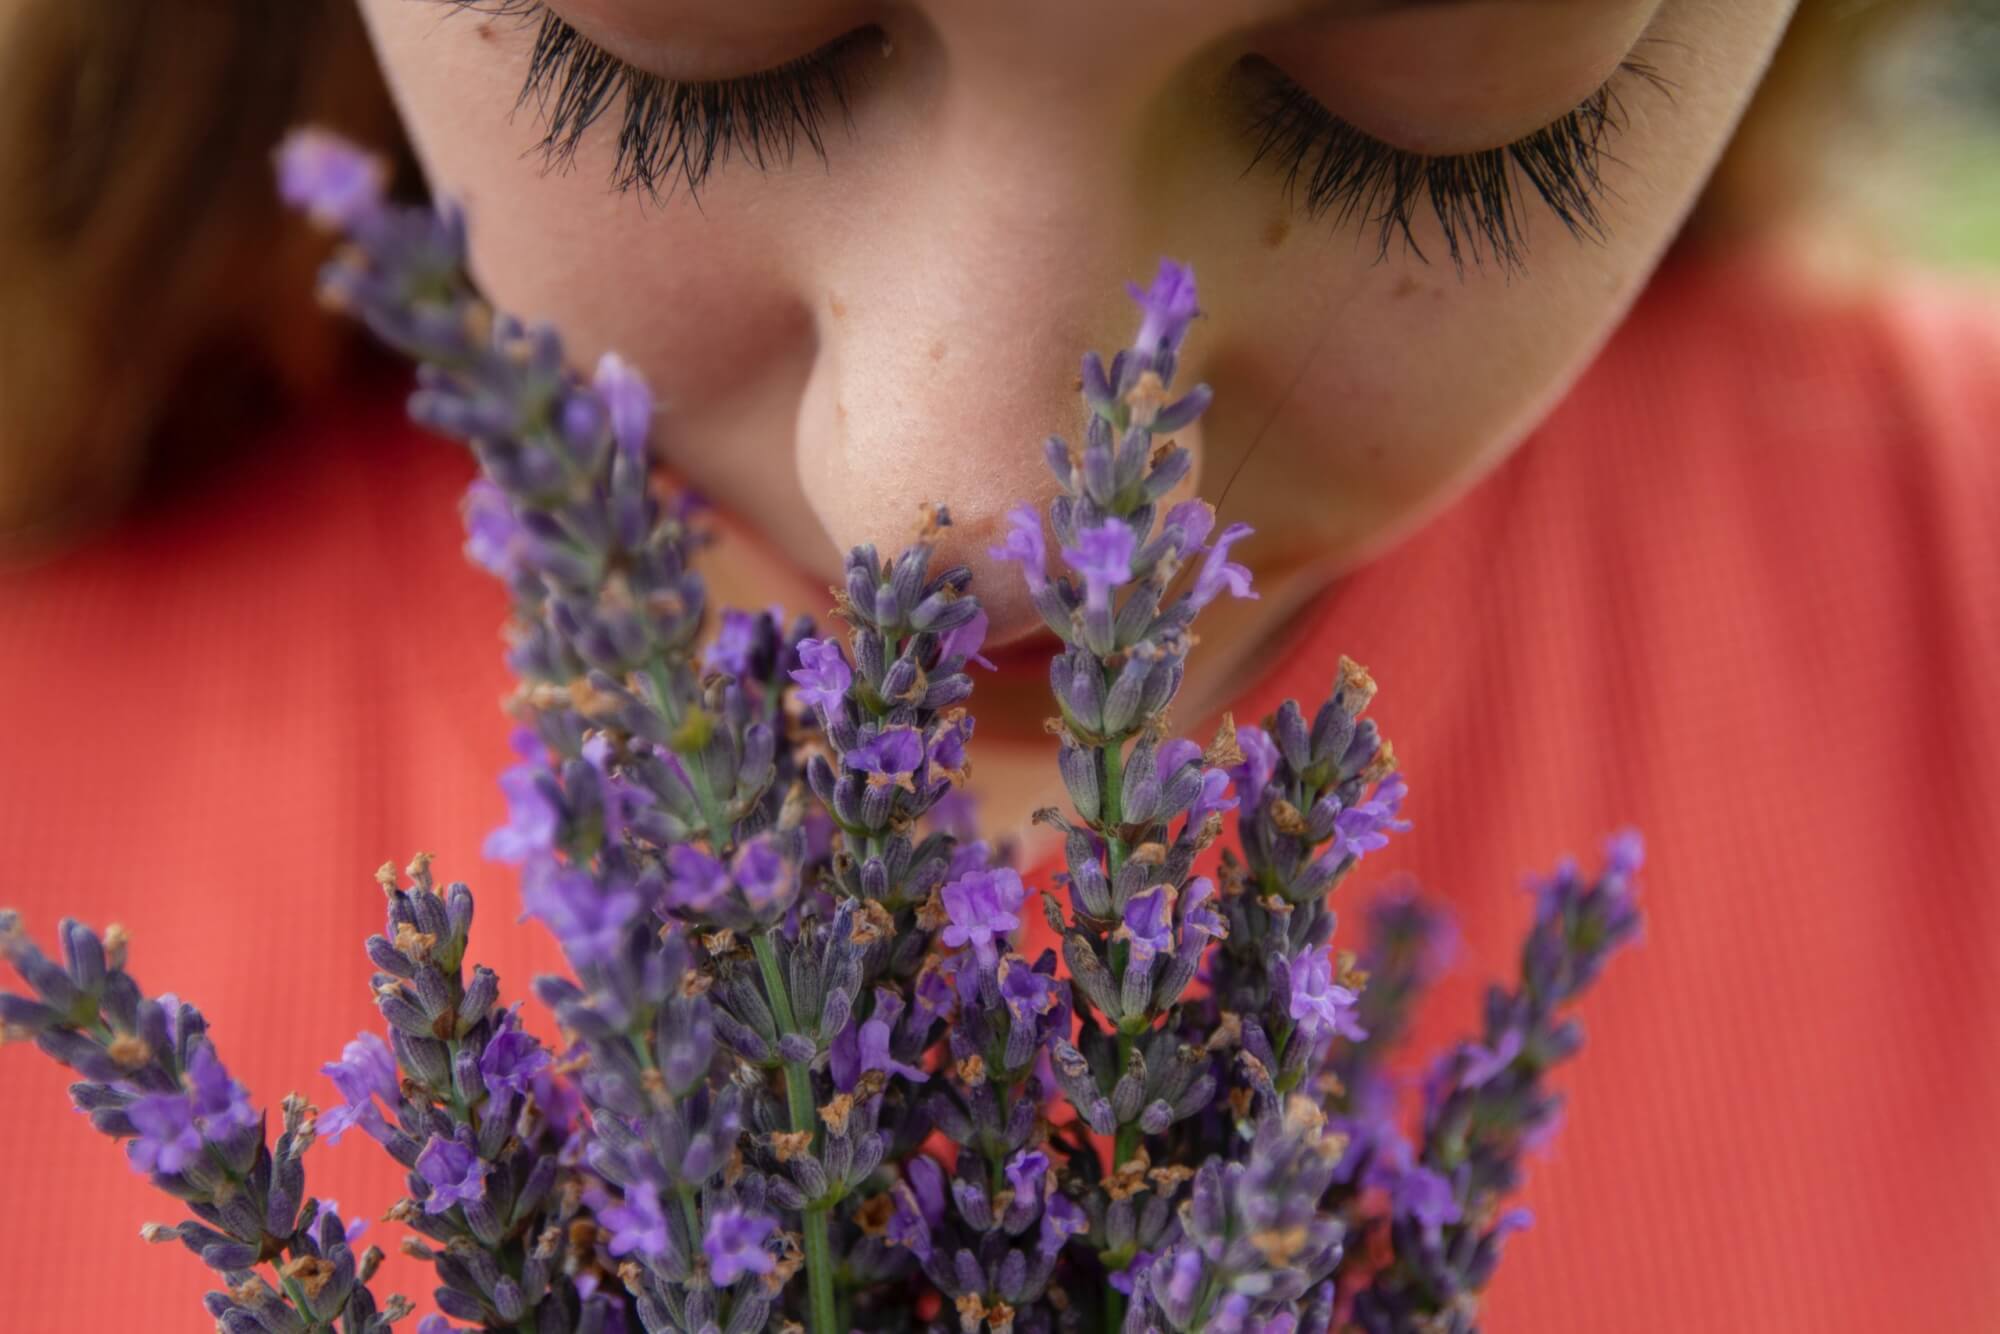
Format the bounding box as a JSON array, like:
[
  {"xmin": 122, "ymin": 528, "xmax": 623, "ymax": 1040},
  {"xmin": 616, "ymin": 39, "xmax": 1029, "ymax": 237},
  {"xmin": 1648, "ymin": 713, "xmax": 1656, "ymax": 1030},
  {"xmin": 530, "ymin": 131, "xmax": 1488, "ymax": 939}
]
[
  {"xmin": 801, "ymin": 1204, "xmax": 838, "ymax": 1334},
  {"xmin": 750, "ymin": 932, "xmax": 837, "ymax": 1334},
  {"xmin": 1102, "ymin": 737, "xmax": 1143, "ymax": 1330}
]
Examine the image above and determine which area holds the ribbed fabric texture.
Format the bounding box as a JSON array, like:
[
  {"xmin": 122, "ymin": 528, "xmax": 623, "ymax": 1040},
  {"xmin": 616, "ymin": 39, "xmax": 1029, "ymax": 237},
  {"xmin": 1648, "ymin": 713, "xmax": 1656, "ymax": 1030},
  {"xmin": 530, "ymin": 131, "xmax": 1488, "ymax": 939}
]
[{"xmin": 2, "ymin": 254, "xmax": 1995, "ymax": 1331}]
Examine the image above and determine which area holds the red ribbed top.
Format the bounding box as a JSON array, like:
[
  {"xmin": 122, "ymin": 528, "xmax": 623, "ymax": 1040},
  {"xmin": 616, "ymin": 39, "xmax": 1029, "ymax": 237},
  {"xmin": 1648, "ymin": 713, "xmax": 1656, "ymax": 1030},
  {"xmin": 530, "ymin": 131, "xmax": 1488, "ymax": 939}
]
[{"xmin": 3, "ymin": 253, "xmax": 1996, "ymax": 1331}]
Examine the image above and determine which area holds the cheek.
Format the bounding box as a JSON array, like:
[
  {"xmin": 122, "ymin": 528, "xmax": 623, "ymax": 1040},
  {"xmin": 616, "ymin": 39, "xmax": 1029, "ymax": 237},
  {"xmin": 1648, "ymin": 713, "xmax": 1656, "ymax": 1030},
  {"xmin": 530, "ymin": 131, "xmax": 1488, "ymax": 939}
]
[{"xmin": 354, "ymin": 0, "xmax": 813, "ymax": 512}]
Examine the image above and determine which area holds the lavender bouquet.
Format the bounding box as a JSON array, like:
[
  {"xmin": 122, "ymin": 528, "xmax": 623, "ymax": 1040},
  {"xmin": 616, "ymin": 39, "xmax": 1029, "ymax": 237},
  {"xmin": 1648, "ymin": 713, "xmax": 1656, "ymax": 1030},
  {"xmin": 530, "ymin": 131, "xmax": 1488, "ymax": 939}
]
[{"xmin": 1, "ymin": 130, "xmax": 1644, "ymax": 1334}]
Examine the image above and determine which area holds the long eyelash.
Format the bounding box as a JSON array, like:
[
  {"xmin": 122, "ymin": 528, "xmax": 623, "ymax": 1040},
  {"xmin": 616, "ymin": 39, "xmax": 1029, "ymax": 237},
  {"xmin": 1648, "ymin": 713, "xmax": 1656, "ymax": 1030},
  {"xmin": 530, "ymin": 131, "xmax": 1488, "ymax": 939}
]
[
  {"xmin": 433, "ymin": 0, "xmax": 865, "ymax": 202},
  {"xmin": 1241, "ymin": 57, "xmax": 1672, "ymax": 272}
]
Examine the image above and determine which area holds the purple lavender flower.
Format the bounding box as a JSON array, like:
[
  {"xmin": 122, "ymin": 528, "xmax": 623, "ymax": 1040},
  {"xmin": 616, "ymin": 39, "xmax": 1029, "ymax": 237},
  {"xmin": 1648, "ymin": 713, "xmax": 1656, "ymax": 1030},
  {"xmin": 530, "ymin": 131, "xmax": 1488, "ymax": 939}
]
[
  {"xmin": 531, "ymin": 1065, "xmax": 583, "ymax": 1134},
  {"xmin": 1128, "ymin": 258, "xmax": 1201, "ymax": 358},
  {"xmin": 1330, "ymin": 772, "xmax": 1412, "ymax": 861},
  {"xmin": 1156, "ymin": 737, "xmax": 1203, "ymax": 779},
  {"xmin": 1605, "ymin": 828, "xmax": 1645, "ymax": 880},
  {"xmin": 1004, "ymin": 1148, "xmax": 1048, "ymax": 1200},
  {"xmin": 415, "ymin": 1130, "xmax": 490, "ymax": 1215},
  {"xmin": 945, "ymin": 838, "xmax": 993, "ymax": 882},
  {"xmin": 319, "ymin": 1032, "xmax": 399, "ymax": 1145},
  {"xmin": 938, "ymin": 608, "xmax": 995, "ymax": 670},
  {"xmin": 520, "ymin": 858, "xmax": 640, "ymax": 966},
  {"xmin": 1118, "ymin": 885, "xmax": 1175, "ymax": 964},
  {"xmin": 833, "ymin": 1013, "xmax": 929, "ymax": 1090},
  {"xmin": 592, "ymin": 351, "xmax": 653, "ymax": 464},
  {"xmin": 731, "ymin": 836, "xmax": 789, "ymax": 909},
  {"xmin": 1163, "ymin": 499, "xmax": 1216, "ymax": 557},
  {"xmin": 310, "ymin": 1199, "xmax": 369, "ymax": 1245},
  {"xmin": 479, "ymin": 1011, "xmax": 551, "ymax": 1097},
  {"xmin": 125, "ymin": 1092, "xmax": 202, "ymax": 1175},
  {"xmin": 845, "ymin": 728, "xmax": 924, "ymax": 788},
  {"xmin": 586, "ymin": 1183, "xmax": 672, "ymax": 1260},
  {"xmin": 1289, "ymin": 947, "xmax": 1365, "ymax": 1044},
  {"xmin": 1062, "ymin": 520, "xmax": 1135, "ymax": 615},
  {"xmin": 1181, "ymin": 876, "xmax": 1227, "ymax": 943},
  {"xmin": 1459, "ymin": 1025, "xmax": 1524, "ymax": 1090},
  {"xmin": 580, "ymin": 733, "xmax": 650, "ymax": 844},
  {"xmin": 989, "ymin": 504, "xmax": 1049, "ymax": 594},
  {"xmin": 703, "ymin": 1206, "xmax": 777, "ymax": 1286},
  {"xmin": 1109, "ymin": 1249, "xmax": 1157, "ymax": 1296},
  {"xmin": 185, "ymin": 1043, "xmax": 258, "ymax": 1141},
  {"xmin": 928, "ymin": 712, "xmax": 974, "ymax": 775},
  {"xmin": 888, "ymin": 1168, "xmax": 940, "ymax": 1261},
  {"xmin": 1393, "ymin": 1164, "xmax": 1463, "ymax": 1246},
  {"xmin": 1233, "ymin": 724, "xmax": 1281, "ymax": 801},
  {"xmin": 665, "ymin": 844, "xmax": 731, "ymax": 913},
  {"xmin": 1187, "ymin": 766, "xmax": 1237, "ymax": 829},
  {"xmin": 1188, "ymin": 521, "xmax": 1256, "ymax": 610},
  {"xmin": 789, "ymin": 637, "xmax": 853, "ymax": 715},
  {"xmin": 997, "ymin": 954, "xmax": 1059, "ymax": 1024},
  {"xmin": 939, "ymin": 867, "xmax": 1025, "ymax": 965},
  {"xmin": 912, "ymin": 958, "xmax": 957, "ymax": 1030},
  {"xmin": 462, "ymin": 480, "xmax": 524, "ymax": 580},
  {"xmin": 485, "ymin": 730, "xmax": 559, "ymax": 864},
  {"xmin": 418, "ymin": 1317, "xmax": 465, "ymax": 1334},
  {"xmin": 1038, "ymin": 1188, "xmax": 1088, "ymax": 1257},
  {"xmin": 274, "ymin": 127, "xmax": 386, "ymax": 230},
  {"xmin": 702, "ymin": 608, "xmax": 761, "ymax": 677}
]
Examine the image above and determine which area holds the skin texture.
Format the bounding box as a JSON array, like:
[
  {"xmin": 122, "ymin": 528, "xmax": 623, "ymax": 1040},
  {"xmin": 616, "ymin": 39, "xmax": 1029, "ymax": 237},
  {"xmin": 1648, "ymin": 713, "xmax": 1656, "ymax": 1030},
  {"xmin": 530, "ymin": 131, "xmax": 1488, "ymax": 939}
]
[{"xmin": 357, "ymin": 0, "xmax": 1796, "ymax": 834}]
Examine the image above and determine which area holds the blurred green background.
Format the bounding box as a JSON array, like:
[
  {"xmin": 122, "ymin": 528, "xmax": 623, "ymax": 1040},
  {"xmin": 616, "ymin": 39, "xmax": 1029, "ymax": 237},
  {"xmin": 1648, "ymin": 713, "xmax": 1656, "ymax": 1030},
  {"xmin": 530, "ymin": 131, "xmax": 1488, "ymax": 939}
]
[{"xmin": 1878, "ymin": 2, "xmax": 2000, "ymax": 268}]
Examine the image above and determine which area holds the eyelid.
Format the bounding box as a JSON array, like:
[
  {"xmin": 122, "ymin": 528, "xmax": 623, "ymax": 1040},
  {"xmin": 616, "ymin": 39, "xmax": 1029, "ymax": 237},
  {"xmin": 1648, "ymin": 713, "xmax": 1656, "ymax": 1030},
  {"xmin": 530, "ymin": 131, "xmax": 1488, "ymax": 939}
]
[
  {"xmin": 1272, "ymin": 1, "xmax": 1663, "ymax": 153},
  {"xmin": 437, "ymin": 0, "xmax": 861, "ymax": 85}
]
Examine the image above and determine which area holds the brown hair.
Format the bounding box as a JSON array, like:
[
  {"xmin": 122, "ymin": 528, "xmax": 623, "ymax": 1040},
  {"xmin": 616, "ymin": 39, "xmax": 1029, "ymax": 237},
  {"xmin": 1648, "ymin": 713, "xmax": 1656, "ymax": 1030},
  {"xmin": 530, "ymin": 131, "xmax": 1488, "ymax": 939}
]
[
  {"xmin": 0, "ymin": 0, "xmax": 406, "ymax": 555},
  {"xmin": 0, "ymin": 0, "xmax": 1930, "ymax": 556}
]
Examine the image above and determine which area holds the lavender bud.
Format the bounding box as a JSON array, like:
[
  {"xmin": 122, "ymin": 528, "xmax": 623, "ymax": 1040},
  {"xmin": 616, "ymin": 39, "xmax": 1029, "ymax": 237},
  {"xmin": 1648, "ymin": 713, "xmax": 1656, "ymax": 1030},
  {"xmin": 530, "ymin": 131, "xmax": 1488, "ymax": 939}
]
[
  {"xmin": 1044, "ymin": 433, "xmax": 1077, "ymax": 485},
  {"xmin": 791, "ymin": 1153, "xmax": 829, "ymax": 1202},
  {"xmin": 1110, "ymin": 1063, "xmax": 1147, "ymax": 1123},
  {"xmin": 850, "ymin": 1133, "xmax": 886, "ymax": 1184},
  {"xmin": 59, "ymin": 921, "xmax": 107, "ymax": 994},
  {"xmin": 819, "ymin": 986, "xmax": 853, "ymax": 1042},
  {"xmin": 392, "ymin": 1028, "xmax": 451, "ymax": 1089},
  {"xmin": 0, "ymin": 993, "xmax": 58, "ymax": 1031},
  {"xmin": 458, "ymin": 966, "xmax": 499, "ymax": 1030},
  {"xmin": 1273, "ymin": 700, "xmax": 1312, "ymax": 773},
  {"xmin": 1120, "ymin": 742, "xmax": 1163, "ymax": 825},
  {"xmin": 364, "ymin": 935, "xmax": 416, "ymax": 980},
  {"xmin": 1061, "ymin": 936, "xmax": 1119, "ymax": 1019},
  {"xmin": 1102, "ymin": 655, "xmax": 1153, "ymax": 737},
  {"xmin": 1118, "ymin": 952, "xmax": 1154, "ymax": 1017},
  {"xmin": 1068, "ymin": 856, "xmax": 1113, "ymax": 920},
  {"xmin": 952, "ymin": 1176, "xmax": 994, "ymax": 1230},
  {"xmin": 995, "ymin": 1249, "xmax": 1032, "ymax": 1302}
]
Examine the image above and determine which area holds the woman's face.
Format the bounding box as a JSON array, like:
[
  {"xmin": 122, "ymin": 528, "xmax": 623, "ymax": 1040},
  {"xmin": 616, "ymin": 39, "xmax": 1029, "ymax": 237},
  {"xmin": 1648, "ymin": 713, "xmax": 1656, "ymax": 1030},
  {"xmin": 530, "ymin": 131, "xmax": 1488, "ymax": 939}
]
[{"xmin": 358, "ymin": 0, "xmax": 1795, "ymax": 646}]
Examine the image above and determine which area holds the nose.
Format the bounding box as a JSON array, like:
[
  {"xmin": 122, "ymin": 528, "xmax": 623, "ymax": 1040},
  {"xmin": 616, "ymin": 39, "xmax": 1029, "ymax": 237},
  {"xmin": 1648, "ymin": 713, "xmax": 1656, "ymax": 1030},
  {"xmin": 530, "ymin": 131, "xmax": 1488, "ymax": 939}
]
[{"xmin": 789, "ymin": 95, "xmax": 1207, "ymax": 645}]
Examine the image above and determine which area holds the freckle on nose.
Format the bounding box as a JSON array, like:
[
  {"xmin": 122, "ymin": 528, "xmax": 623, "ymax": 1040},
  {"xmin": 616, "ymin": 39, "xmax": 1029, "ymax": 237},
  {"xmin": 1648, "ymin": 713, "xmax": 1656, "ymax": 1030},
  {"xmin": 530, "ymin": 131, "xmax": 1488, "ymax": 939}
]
[
  {"xmin": 828, "ymin": 294, "xmax": 847, "ymax": 320},
  {"xmin": 928, "ymin": 338, "xmax": 947, "ymax": 364}
]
